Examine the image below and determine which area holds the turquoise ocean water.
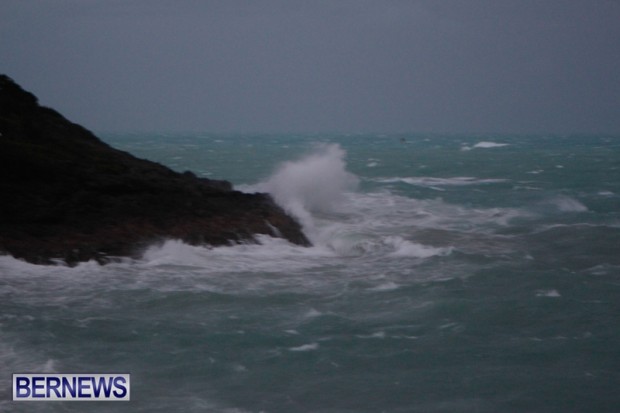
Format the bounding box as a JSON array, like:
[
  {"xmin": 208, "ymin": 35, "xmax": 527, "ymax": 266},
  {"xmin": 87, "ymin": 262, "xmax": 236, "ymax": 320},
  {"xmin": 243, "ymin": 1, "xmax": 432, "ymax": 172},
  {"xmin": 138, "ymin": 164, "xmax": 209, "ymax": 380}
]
[{"xmin": 1, "ymin": 134, "xmax": 619, "ymax": 412}]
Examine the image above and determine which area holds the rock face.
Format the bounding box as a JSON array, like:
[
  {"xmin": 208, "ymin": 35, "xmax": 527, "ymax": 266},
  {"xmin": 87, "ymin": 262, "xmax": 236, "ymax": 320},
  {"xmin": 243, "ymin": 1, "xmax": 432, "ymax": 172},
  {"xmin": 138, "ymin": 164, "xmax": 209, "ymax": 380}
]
[{"xmin": 0, "ymin": 75, "xmax": 310, "ymax": 265}]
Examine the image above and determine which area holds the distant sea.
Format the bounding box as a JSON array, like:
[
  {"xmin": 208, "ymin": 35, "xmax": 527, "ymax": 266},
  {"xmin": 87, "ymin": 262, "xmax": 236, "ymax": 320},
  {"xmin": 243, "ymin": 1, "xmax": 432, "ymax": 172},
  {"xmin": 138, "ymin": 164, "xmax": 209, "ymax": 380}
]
[{"xmin": 1, "ymin": 134, "xmax": 619, "ymax": 412}]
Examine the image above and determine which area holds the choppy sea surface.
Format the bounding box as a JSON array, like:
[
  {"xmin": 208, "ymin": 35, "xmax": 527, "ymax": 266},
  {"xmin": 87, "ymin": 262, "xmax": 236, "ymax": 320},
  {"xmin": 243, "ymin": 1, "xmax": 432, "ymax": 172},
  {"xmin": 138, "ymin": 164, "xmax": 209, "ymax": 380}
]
[{"xmin": 1, "ymin": 133, "xmax": 620, "ymax": 412}]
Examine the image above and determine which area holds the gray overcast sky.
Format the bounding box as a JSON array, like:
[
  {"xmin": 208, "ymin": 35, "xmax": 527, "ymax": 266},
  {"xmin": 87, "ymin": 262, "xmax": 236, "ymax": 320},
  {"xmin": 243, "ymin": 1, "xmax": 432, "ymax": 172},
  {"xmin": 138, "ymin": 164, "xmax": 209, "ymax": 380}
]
[{"xmin": 1, "ymin": 0, "xmax": 619, "ymax": 134}]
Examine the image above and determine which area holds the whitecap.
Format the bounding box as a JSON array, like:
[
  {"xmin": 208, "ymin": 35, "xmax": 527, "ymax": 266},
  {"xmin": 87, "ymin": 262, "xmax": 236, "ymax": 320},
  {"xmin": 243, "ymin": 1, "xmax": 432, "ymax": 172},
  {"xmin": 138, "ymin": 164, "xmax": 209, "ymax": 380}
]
[
  {"xmin": 536, "ymin": 289, "xmax": 561, "ymax": 298},
  {"xmin": 303, "ymin": 308, "xmax": 323, "ymax": 319},
  {"xmin": 549, "ymin": 196, "xmax": 588, "ymax": 212},
  {"xmin": 356, "ymin": 331, "xmax": 386, "ymax": 339},
  {"xmin": 373, "ymin": 176, "xmax": 507, "ymax": 187},
  {"xmin": 367, "ymin": 281, "xmax": 400, "ymax": 292},
  {"xmin": 383, "ymin": 236, "xmax": 453, "ymax": 258},
  {"xmin": 289, "ymin": 343, "xmax": 319, "ymax": 352},
  {"xmin": 472, "ymin": 141, "xmax": 509, "ymax": 149},
  {"xmin": 232, "ymin": 364, "xmax": 248, "ymax": 372}
]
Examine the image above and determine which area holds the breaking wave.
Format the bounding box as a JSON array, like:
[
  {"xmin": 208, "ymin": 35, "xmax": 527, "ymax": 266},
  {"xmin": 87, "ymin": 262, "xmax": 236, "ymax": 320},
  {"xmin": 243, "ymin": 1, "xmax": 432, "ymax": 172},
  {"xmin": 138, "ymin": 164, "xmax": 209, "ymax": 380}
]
[
  {"xmin": 252, "ymin": 144, "xmax": 359, "ymax": 242},
  {"xmin": 261, "ymin": 143, "xmax": 358, "ymax": 214},
  {"xmin": 235, "ymin": 144, "xmax": 461, "ymax": 259}
]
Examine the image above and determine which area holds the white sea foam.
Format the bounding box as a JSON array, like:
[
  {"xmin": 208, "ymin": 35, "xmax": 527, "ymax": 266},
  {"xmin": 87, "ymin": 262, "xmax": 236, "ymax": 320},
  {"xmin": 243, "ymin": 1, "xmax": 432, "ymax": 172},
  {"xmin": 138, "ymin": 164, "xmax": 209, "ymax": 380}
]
[
  {"xmin": 289, "ymin": 343, "xmax": 319, "ymax": 352},
  {"xmin": 323, "ymin": 231, "xmax": 380, "ymax": 257},
  {"xmin": 550, "ymin": 196, "xmax": 588, "ymax": 212},
  {"xmin": 303, "ymin": 308, "xmax": 323, "ymax": 318},
  {"xmin": 383, "ymin": 236, "xmax": 453, "ymax": 258},
  {"xmin": 536, "ymin": 289, "xmax": 561, "ymax": 298},
  {"xmin": 367, "ymin": 281, "xmax": 400, "ymax": 292},
  {"xmin": 356, "ymin": 331, "xmax": 386, "ymax": 339},
  {"xmin": 472, "ymin": 141, "xmax": 509, "ymax": 148},
  {"xmin": 373, "ymin": 176, "xmax": 507, "ymax": 187},
  {"xmin": 141, "ymin": 236, "xmax": 333, "ymax": 275},
  {"xmin": 322, "ymin": 231, "xmax": 452, "ymax": 259},
  {"xmin": 461, "ymin": 141, "xmax": 508, "ymax": 151},
  {"xmin": 339, "ymin": 191, "xmax": 527, "ymax": 232}
]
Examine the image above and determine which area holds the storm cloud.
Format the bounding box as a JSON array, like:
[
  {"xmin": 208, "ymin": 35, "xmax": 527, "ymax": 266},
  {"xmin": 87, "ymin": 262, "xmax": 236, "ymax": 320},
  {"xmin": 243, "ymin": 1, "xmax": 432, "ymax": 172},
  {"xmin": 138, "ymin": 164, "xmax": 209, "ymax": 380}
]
[{"xmin": 1, "ymin": 0, "xmax": 619, "ymax": 134}]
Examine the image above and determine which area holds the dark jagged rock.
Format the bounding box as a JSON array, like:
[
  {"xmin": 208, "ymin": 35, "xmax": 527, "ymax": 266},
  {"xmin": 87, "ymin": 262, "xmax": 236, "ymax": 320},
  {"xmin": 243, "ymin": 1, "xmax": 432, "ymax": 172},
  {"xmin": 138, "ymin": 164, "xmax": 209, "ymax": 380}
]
[{"xmin": 0, "ymin": 75, "xmax": 310, "ymax": 265}]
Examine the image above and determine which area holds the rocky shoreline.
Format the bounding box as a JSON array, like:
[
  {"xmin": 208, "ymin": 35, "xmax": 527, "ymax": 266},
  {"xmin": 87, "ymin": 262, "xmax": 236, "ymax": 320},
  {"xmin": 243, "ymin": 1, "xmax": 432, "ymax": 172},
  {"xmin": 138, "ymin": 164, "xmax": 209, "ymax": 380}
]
[{"xmin": 0, "ymin": 75, "xmax": 310, "ymax": 265}]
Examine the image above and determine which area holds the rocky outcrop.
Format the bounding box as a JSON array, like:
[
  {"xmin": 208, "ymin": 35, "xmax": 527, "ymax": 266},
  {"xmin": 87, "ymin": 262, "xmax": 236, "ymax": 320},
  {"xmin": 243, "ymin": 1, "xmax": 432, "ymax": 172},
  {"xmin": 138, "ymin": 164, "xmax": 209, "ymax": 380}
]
[{"xmin": 0, "ymin": 75, "xmax": 310, "ymax": 265}]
